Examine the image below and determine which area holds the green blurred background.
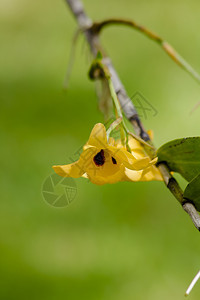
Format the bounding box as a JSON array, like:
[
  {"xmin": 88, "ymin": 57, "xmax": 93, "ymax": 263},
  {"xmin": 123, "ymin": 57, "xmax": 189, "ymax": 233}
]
[{"xmin": 1, "ymin": 0, "xmax": 200, "ymax": 299}]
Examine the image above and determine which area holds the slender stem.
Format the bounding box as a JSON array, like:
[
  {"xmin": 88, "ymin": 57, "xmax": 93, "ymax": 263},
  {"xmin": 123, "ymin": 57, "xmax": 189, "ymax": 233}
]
[
  {"xmin": 185, "ymin": 270, "xmax": 200, "ymax": 296},
  {"xmin": 107, "ymin": 77, "xmax": 127, "ymax": 146},
  {"xmin": 108, "ymin": 79, "xmax": 155, "ymax": 152},
  {"xmin": 106, "ymin": 117, "xmax": 122, "ymax": 140},
  {"xmin": 158, "ymin": 163, "xmax": 184, "ymax": 204},
  {"xmin": 92, "ymin": 18, "xmax": 200, "ymax": 85},
  {"xmin": 183, "ymin": 203, "xmax": 200, "ymax": 231},
  {"xmin": 107, "ymin": 78, "xmax": 122, "ymax": 118}
]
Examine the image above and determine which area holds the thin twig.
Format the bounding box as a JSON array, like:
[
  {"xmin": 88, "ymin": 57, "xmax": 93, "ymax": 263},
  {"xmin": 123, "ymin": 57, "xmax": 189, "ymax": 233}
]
[
  {"xmin": 185, "ymin": 271, "xmax": 200, "ymax": 296},
  {"xmin": 65, "ymin": 0, "xmax": 200, "ymax": 231},
  {"xmin": 92, "ymin": 18, "xmax": 200, "ymax": 85},
  {"xmin": 106, "ymin": 117, "xmax": 122, "ymax": 140},
  {"xmin": 183, "ymin": 203, "xmax": 200, "ymax": 231}
]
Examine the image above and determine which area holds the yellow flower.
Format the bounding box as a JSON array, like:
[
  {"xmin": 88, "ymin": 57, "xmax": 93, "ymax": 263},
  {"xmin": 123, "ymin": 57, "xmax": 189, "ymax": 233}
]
[
  {"xmin": 122, "ymin": 134, "xmax": 163, "ymax": 182},
  {"xmin": 52, "ymin": 123, "xmax": 155, "ymax": 185}
]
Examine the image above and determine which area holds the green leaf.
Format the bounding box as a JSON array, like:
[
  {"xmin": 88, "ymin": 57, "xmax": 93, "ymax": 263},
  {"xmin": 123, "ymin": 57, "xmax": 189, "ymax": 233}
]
[
  {"xmin": 157, "ymin": 137, "xmax": 200, "ymax": 181},
  {"xmin": 184, "ymin": 173, "xmax": 200, "ymax": 211}
]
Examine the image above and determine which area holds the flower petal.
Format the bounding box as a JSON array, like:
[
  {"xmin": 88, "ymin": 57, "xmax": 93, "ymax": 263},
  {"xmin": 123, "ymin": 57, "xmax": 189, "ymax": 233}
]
[
  {"xmin": 149, "ymin": 157, "xmax": 158, "ymax": 165},
  {"xmin": 52, "ymin": 148, "xmax": 97, "ymax": 178},
  {"xmin": 124, "ymin": 165, "xmax": 163, "ymax": 182},
  {"xmin": 53, "ymin": 161, "xmax": 84, "ymax": 178},
  {"xmin": 122, "ymin": 169, "xmax": 143, "ymax": 182},
  {"xmin": 87, "ymin": 123, "xmax": 108, "ymax": 148},
  {"xmin": 130, "ymin": 157, "xmax": 151, "ymax": 170},
  {"xmin": 140, "ymin": 165, "xmax": 163, "ymax": 181},
  {"xmin": 108, "ymin": 146, "xmax": 150, "ymax": 170},
  {"xmin": 128, "ymin": 136, "xmax": 143, "ymax": 151},
  {"xmin": 87, "ymin": 166, "xmax": 125, "ymax": 185}
]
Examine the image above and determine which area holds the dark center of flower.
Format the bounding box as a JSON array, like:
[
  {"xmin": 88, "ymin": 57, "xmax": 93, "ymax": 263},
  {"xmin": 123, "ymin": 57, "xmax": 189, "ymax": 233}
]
[
  {"xmin": 112, "ymin": 157, "xmax": 117, "ymax": 164},
  {"xmin": 93, "ymin": 149, "xmax": 105, "ymax": 166},
  {"xmin": 112, "ymin": 157, "xmax": 117, "ymax": 165}
]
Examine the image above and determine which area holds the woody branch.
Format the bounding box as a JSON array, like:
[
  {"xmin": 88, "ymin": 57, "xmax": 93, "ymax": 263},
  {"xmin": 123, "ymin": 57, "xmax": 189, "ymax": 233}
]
[{"xmin": 65, "ymin": 0, "xmax": 200, "ymax": 231}]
